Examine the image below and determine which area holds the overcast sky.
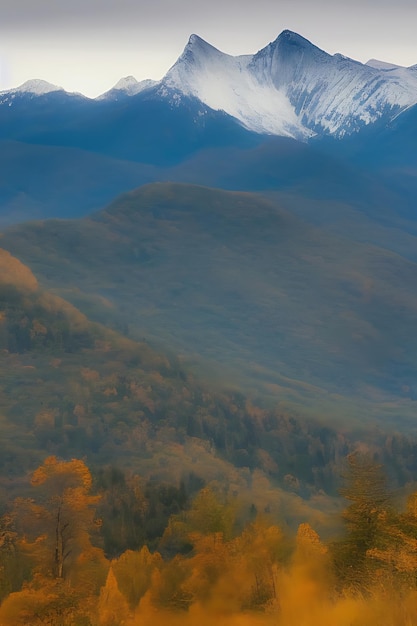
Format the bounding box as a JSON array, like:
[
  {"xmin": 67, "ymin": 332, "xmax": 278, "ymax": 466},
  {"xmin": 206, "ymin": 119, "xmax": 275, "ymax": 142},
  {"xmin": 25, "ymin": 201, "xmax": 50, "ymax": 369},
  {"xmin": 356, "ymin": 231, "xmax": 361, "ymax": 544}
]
[{"xmin": 1, "ymin": 0, "xmax": 416, "ymax": 97}]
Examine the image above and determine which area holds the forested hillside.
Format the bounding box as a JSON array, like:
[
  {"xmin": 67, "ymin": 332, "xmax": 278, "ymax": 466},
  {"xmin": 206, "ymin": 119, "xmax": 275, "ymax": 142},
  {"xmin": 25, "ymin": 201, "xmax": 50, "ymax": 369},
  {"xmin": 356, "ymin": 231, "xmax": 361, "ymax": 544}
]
[
  {"xmin": 2, "ymin": 214, "xmax": 417, "ymax": 626},
  {"xmin": 2, "ymin": 246, "xmax": 417, "ymax": 493}
]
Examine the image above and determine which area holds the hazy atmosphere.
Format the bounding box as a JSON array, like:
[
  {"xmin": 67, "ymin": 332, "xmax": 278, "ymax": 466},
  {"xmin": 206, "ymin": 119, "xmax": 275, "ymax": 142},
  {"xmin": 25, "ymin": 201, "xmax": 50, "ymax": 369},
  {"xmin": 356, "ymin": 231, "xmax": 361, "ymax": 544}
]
[
  {"xmin": 2, "ymin": 0, "xmax": 417, "ymax": 623},
  {"xmin": 1, "ymin": 0, "xmax": 417, "ymax": 96}
]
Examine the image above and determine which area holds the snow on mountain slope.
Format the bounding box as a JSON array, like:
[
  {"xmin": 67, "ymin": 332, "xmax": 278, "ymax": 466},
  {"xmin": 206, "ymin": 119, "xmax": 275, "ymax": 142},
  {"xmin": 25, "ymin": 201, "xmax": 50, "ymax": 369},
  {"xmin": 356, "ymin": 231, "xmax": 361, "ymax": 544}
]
[
  {"xmin": 163, "ymin": 34, "xmax": 310, "ymax": 139},
  {"xmin": 163, "ymin": 30, "xmax": 417, "ymax": 139},
  {"xmin": 1, "ymin": 31, "xmax": 416, "ymax": 140},
  {"xmin": 11, "ymin": 79, "xmax": 63, "ymax": 95},
  {"xmin": 98, "ymin": 76, "xmax": 157, "ymax": 99},
  {"xmin": 252, "ymin": 31, "xmax": 417, "ymax": 136},
  {"xmin": 0, "ymin": 79, "xmax": 64, "ymax": 105},
  {"xmin": 366, "ymin": 59, "xmax": 404, "ymax": 70}
]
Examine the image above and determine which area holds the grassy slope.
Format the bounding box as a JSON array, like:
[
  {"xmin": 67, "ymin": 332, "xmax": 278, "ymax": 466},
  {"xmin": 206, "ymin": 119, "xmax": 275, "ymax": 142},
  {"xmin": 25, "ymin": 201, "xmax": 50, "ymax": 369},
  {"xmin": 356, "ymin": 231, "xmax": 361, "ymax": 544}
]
[{"xmin": 2, "ymin": 183, "xmax": 417, "ymax": 429}]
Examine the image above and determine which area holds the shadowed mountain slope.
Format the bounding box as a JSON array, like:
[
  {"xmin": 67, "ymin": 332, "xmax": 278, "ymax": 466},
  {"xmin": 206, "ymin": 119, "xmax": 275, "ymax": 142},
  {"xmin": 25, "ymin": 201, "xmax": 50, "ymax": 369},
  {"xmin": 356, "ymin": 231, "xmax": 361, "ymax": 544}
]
[
  {"xmin": 2, "ymin": 183, "xmax": 417, "ymax": 427},
  {"xmin": 2, "ymin": 132, "xmax": 416, "ymax": 263},
  {"xmin": 0, "ymin": 56, "xmax": 416, "ymax": 234}
]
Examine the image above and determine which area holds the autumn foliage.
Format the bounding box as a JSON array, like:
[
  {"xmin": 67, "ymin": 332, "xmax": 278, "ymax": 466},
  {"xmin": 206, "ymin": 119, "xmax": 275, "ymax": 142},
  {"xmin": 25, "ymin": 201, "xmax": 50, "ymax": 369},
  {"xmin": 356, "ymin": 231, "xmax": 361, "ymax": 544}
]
[{"xmin": 2, "ymin": 454, "xmax": 417, "ymax": 625}]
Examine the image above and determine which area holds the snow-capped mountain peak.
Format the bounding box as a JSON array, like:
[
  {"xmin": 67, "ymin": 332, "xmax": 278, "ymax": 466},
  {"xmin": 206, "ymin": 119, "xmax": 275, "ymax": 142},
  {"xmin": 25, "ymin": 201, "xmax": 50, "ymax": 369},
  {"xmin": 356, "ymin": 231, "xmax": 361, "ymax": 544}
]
[
  {"xmin": 3, "ymin": 31, "xmax": 417, "ymax": 142},
  {"xmin": 0, "ymin": 79, "xmax": 66, "ymax": 106},
  {"xmin": 161, "ymin": 30, "xmax": 417, "ymax": 139},
  {"xmin": 163, "ymin": 31, "xmax": 310, "ymax": 139},
  {"xmin": 97, "ymin": 76, "xmax": 158, "ymax": 100},
  {"xmin": 114, "ymin": 76, "xmax": 139, "ymax": 90},
  {"xmin": 6, "ymin": 79, "xmax": 63, "ymax": 96},
  {"xmin": 169, "ymin": 33, "xmax": 239, "ymax": 74},
  {"xmin": 269, "ymin": 29, "xmax": 329, "ymax": 57},
  {"xmin": 185, "ymin": 33, "xmax": 221, "ymax": 54}
]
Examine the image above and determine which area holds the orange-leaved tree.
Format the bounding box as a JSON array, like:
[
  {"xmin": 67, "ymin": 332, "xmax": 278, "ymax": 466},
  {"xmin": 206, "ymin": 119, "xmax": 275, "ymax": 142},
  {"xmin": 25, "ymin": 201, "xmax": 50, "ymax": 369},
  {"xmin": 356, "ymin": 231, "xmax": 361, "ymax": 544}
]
[{"xmin": 16, "ymin": 456, "xmax": 101, "ymax": 580}]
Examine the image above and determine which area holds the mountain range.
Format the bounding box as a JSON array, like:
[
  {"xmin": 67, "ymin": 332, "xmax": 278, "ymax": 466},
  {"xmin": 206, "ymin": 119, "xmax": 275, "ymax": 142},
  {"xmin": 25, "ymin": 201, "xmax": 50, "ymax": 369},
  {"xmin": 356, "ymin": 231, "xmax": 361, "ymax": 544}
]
[
  {"xmin": 3, "ymin": 30, "xmax": 417, "ymax": 139},
  {"xmin": 0, "ymin": 30, "xmax": 416, "ymax": 228},
  {"xmin": 1, "ymin": 29, "xmax": 417, "ymax": 433}
]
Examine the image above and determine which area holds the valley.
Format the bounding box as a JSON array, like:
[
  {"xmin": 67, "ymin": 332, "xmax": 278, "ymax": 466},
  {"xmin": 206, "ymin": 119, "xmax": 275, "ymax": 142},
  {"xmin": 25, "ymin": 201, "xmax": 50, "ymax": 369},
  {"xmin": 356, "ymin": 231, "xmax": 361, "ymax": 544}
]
[{"xmin": 0, "ymin": 26, "xmax": 417, "ymax": 625}]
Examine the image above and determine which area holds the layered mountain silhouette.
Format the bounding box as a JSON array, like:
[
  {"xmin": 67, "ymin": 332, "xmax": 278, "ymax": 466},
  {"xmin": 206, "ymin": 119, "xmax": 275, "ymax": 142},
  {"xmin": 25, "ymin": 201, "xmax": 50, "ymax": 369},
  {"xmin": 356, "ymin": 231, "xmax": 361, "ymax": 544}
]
[
  {"xmin": 4, "ymin": 30, "xmax": 415, "ymax": 139},
  {"xmin": 2, "ymin": 183, "xmax": 417, "ymax": 427},
  {"xmin": 1, "ymin": 31, "xmax": 417, "ymax": 429},
  {"xmin": 0, "ymin": 30, "xmax": 416, "ymax": 226}
]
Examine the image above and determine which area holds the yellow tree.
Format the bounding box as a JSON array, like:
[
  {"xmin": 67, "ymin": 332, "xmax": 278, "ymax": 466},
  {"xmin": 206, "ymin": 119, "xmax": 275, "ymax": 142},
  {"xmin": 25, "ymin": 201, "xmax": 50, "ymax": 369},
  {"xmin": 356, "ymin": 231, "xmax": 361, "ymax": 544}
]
[
  {"xmin": 96, "ymin": 566, "xmax": 130, "ymax": 626},
  {"xmin": 160, "ymin": 486, "xmax": 235, "ymax": 557},
  {"xmin": 17, "ymin": 456, "xmax": 100, "ymax": 580},
  {"xmin": 0, "ymin": 575, "xmax": 85, "ymax": 626},
  {"xmin": 112, "ymin": 546, "xmax": 162, "ymax": 609},
  {"xmin": 187, "ymin": 487, "xmax": 235, "ymax": 539},
  {"xmin": 147, "ymin": 554, "xmax": 192, "ymax": 611},
  {"xmin": 234, "ymin": 519, "xmax": 284, "ymax": 610}
]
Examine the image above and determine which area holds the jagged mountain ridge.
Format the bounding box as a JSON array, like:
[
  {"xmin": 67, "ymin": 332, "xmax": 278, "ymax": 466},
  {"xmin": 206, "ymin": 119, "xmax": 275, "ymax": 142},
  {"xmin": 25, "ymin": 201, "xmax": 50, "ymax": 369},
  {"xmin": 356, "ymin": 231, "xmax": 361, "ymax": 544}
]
[
  {"xmin": 0, "ymin": 30, "xmax": 416, "ymax": 230},
  {"xmin": 2, "ymin": 30, "xmax": 417, "ymax": 140},
  {"xmin": 161, "ymin": 34, "xmax": 308, "ymax": 139},
  {"xmin": 162, "ymin": 30, "xmax": 417, "ymax": 138}
]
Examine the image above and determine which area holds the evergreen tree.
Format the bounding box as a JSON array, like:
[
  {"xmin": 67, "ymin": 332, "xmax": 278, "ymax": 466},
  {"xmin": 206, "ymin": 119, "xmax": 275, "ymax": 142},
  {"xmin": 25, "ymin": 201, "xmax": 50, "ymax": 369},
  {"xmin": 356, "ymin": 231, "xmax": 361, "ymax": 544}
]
[{"xmin": 333, "ymin": 451, "xmax": 391, "ymax": 592}]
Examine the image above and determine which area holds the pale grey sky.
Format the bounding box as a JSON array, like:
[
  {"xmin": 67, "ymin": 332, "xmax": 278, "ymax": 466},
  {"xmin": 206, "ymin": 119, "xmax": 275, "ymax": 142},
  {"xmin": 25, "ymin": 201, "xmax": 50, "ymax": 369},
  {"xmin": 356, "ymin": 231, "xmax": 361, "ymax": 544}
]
[{"xmin": 0, "ymin": 0, "xmax": 416, "ymax": 97}]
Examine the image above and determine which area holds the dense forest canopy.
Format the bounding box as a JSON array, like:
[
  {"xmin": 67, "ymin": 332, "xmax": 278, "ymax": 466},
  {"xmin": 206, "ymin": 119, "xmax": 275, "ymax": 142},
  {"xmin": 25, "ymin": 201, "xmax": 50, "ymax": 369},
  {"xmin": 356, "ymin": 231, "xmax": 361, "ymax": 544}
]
[
  {"xmin": 1, "ymin": 454, "xmax": 417, "ymax": 625},
  {"xmin": 1, "ymin": 248, "xmax": 417, "ymax": 498}
]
